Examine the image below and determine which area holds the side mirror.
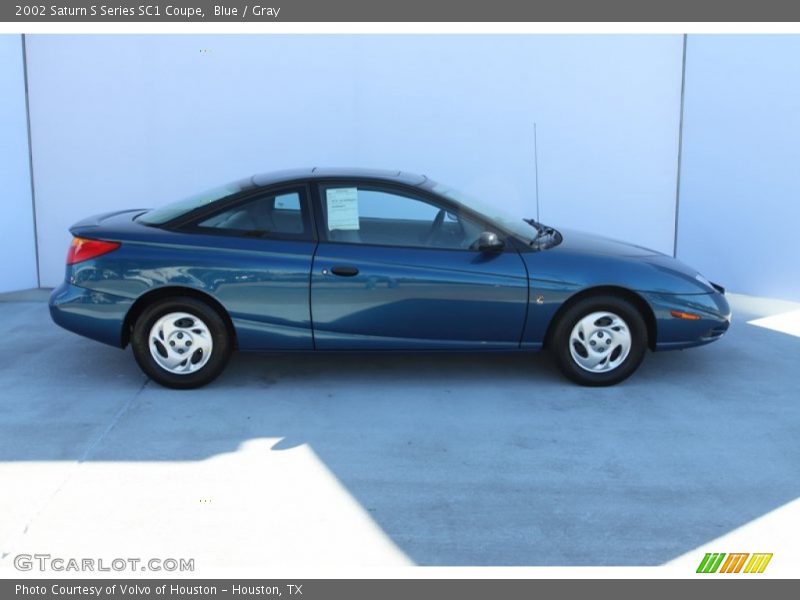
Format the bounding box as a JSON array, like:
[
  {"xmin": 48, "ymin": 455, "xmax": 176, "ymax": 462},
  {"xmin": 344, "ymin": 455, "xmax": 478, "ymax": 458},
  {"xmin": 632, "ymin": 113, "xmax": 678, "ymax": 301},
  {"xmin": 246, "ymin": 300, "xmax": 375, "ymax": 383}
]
[{"xmin": 477, "ymin": 231, "xmax": 504, "ymax": 252}]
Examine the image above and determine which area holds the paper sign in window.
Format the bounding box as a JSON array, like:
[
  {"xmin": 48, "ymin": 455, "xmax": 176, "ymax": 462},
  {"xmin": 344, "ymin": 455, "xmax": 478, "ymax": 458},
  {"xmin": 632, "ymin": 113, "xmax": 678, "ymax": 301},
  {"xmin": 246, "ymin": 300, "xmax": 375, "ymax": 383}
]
[{"xmin": 326, "ymin": 188, "xmax": 360, "ymax": 230}]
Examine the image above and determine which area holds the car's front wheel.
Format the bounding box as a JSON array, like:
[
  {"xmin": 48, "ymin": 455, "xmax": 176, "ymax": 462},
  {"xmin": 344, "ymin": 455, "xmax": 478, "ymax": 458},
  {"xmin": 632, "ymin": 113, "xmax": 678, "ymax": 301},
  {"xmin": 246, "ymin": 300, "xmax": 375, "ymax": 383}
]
[
  {"xmin": 131, "ymin": 297, "xmax": 232, "ymax": 389},
  {"xmin": 549, "ymin": 295, "xmax": 647, "ymax": 386}
]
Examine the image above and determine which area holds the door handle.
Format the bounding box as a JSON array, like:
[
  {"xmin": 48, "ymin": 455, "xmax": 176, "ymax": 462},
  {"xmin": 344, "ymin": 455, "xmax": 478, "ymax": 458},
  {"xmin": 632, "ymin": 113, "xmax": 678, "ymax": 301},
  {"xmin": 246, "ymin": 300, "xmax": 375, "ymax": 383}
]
[{"xmin": 330, "ymin": 265, "xmax": 359, "ymax": 277}]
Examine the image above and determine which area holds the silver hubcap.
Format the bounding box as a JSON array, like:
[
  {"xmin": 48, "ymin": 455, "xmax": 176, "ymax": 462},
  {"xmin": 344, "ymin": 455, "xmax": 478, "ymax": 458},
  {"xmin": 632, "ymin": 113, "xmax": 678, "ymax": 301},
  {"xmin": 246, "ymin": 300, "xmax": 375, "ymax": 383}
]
[
  {"xmin": 569, "ymin": 311, "xmax": 632, "ymax": 373},
  {"xmin": 148, "ymin": 312, "xmax": 213, "ymax": 375}
]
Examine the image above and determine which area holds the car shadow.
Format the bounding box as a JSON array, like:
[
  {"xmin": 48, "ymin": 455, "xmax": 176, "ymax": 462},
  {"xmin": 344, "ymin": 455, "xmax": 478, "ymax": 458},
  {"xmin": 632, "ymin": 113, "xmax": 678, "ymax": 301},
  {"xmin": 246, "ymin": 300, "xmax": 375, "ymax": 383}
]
[{"xmin": 1, "ymin": 301, "xmax": 799, "ymax": 565}]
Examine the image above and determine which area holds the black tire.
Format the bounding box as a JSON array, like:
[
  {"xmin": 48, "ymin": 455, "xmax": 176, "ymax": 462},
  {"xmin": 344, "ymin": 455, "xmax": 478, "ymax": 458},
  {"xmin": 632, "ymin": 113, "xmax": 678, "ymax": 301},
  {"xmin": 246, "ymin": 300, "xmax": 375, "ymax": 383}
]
[
  {"xmin": 549, "ymin": 295, "xmax": 647, "ymax": 386},
  {"xmin": 131, "ymin": 296, "xmax": 232, "ymax": 389}
]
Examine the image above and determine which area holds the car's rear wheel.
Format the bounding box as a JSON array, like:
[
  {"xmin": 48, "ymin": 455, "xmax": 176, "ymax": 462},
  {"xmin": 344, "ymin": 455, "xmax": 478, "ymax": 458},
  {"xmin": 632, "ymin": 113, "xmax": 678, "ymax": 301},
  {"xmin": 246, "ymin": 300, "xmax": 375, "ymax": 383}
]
[
  {"xmin": 131, "ymin": 297, "xmax": 232, "ymax": 389},
  {"xmin": 549, "ymin": 295, "xmax": 647, "ymax": 386}
]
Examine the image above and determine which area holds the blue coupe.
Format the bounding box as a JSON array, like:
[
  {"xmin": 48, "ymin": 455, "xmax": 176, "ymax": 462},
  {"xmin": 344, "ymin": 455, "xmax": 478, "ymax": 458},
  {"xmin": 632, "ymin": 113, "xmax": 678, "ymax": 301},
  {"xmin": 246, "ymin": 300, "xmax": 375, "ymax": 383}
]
[{"xmin": 49, "ymin": 168, "xmax": 730, "ymax": 388}]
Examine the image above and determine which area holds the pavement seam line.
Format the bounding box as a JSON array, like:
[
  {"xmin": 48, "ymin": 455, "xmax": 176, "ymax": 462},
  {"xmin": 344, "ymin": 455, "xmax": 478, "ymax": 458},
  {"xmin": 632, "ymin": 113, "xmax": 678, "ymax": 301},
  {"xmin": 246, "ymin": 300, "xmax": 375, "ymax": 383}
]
[
  {"xmin": 0, "ymin": 377, "xmax": 150, "ymax": 562},
  {"xmin": 75, "ymin": 378, "xmax": 149, "ymax": 464}
]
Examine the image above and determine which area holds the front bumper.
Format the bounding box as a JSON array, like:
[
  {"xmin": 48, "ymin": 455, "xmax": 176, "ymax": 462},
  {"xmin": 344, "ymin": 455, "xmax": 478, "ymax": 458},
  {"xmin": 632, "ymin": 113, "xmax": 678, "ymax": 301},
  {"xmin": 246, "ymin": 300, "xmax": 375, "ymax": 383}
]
[
  {"xmin": 642, "ymin": 290, "xmax": 731, "ymax": 350},
  {"xmin": 49, "ymin": 281, "xmax": 133, "ymax": 348}
]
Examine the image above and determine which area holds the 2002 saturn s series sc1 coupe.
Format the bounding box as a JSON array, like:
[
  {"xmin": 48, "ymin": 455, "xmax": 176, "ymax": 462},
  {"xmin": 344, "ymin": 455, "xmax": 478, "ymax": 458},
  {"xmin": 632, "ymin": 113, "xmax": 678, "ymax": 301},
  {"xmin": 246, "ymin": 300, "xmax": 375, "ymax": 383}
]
[{"xmin": 49, "ymin": 168, "xmax": 731, "ymax": 389}]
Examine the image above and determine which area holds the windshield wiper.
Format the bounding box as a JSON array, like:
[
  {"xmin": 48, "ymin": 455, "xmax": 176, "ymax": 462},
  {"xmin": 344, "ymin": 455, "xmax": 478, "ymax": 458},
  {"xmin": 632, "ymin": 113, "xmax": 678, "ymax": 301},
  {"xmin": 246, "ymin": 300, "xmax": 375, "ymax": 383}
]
[
  {"xmin": 523, "ymin": 217, "xmax": 542, "ymax": 234},
  {"xmin": 524, "ymin": 218, "xmax": 555, "ymax": 246}
]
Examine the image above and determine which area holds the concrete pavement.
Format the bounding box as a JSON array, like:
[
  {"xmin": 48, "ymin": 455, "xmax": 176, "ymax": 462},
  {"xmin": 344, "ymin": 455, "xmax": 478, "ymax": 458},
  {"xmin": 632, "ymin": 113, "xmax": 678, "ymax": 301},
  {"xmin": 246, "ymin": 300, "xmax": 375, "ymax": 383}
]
[{"xmin": 0, "ymin": 290, "xmax": 798, "ymax": 571}]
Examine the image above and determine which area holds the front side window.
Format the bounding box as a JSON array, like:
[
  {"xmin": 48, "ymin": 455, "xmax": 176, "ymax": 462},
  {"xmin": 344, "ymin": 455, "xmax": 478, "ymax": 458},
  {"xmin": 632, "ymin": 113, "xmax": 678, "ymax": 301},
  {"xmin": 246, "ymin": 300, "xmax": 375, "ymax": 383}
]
[
  {"xmin": 320, "ymin": 185, "xmax": 487, "ymax": 250},
  {"xmin": 193, "ymin": 189, "xmax": 309, "ymax": 239},
  {"xmin": 430, "ymin": 182, "xmax": 542, "ymax": 243}
]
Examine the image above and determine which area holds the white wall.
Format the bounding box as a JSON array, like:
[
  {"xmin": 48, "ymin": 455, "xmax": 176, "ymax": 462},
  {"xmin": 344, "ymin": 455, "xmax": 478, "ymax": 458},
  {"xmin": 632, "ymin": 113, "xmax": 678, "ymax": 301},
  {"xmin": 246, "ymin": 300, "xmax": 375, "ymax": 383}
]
[
  {"xmin": 678, "ymin": 36, "xmax": 800, "ymax": 301},
  {"xmin": 25, "ymin": 35, "xmax": 684, "ymax": 288},
  {"xmin": 0, "ymin": 35, "xmax": 37, "ymax": 293}
]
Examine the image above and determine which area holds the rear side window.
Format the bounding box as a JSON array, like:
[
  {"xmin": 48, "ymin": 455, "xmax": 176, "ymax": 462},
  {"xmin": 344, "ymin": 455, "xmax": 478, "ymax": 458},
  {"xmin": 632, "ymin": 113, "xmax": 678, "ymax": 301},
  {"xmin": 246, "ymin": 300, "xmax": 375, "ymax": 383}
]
[
  {"xmin": 193, "ymin": 189, "xmax": 310, "ymax": 240},
  {"xmin": 274, "ymin": 193, "xmax": 301, "ymax": 211}
]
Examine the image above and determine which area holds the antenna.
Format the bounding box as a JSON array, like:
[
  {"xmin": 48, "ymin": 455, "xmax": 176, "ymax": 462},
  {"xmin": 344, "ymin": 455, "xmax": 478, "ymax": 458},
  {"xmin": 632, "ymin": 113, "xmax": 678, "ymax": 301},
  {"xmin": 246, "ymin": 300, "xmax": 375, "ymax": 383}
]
[{"xmin": 534, "ymin": 122, "xmax": 541, "ymax": 224}]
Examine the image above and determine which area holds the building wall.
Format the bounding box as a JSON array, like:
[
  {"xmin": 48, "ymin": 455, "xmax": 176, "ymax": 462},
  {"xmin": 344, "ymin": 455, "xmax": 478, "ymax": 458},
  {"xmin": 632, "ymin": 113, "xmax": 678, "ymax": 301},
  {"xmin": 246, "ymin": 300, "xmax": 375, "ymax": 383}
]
[
  {"xmin": 15, "ymin": 34, "xmax": 800, "ymax": 301},
  {"xmin": 25, "ymin": 35, "xmax": 683, "ymax": 287},
  {"xmin": 0, "ymin": 35, "xmax": 37, "ymax": 293},
  {"xmin": 678, "ymin": 35, "xmax": 800, "ymax": 300}
]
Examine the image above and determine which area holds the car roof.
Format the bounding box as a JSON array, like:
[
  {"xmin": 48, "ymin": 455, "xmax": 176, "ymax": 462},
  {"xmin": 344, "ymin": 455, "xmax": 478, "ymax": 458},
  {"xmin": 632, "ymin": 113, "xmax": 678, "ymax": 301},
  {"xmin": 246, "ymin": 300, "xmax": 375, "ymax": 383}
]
[{"xmin": 251, "ymin": 167, "xmax": 428, "ymax": 188}]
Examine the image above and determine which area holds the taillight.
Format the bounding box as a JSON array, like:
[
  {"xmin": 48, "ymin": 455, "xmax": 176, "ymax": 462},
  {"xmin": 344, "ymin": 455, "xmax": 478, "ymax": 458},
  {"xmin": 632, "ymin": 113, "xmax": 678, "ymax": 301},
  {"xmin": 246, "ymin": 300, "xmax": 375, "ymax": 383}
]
[{"xmin": 66, "ymin": 237, "xmax": 121, "ymax": 265}]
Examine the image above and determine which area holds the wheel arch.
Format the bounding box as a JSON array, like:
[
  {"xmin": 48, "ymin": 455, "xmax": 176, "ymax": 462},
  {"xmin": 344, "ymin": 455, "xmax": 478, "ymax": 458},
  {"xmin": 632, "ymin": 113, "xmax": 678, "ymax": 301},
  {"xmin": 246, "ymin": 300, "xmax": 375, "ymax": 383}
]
[
  {"xmin": 543, "ymin": 285, "xmax": 657, "ymax": 351},
  {"xmin": 121, "ymin": 286, "xmax": 237, "ymax": 349}
]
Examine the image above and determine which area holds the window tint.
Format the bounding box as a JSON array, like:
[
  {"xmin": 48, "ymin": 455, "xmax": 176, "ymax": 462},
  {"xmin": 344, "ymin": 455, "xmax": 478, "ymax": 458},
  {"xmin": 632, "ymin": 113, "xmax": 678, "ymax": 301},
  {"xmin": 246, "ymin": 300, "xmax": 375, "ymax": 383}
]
[
  {"xmin": 274, "ymin": 193, "xmax": 301, "ymax": 211},
  {"xmin": 196, "ymin": 190, "xmax": 308, "ymax": 238},
  {"xmin": 358, "ymin": 190, "xmax": 439, "ymax": 221},
  {"xmin": 138, "ymin": 179, "xmax": 253, "ymax": 225},
  {"xmin": 321, "ymin": 185, "xmax": 486, "ymax": 250}
]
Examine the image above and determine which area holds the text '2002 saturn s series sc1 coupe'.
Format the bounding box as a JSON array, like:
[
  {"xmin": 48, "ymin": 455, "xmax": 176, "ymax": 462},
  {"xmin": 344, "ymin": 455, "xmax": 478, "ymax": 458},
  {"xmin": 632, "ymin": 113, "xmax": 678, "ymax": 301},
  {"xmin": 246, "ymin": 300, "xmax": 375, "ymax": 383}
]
[{"xmin": 49, "ymin": 168, "xmax": 731, "ymax": 389}]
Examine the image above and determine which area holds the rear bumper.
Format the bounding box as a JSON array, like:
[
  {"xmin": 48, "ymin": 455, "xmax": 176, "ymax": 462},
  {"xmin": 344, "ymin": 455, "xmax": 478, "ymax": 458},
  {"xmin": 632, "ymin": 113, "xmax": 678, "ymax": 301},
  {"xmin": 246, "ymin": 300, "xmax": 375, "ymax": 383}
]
[
  {"xmin": 49, "ymin": 282, "xmax": 133, "ymax": 348},
  {"xmin": 642, "ymin": 290, "xmax": 731, "ymax": 350}
]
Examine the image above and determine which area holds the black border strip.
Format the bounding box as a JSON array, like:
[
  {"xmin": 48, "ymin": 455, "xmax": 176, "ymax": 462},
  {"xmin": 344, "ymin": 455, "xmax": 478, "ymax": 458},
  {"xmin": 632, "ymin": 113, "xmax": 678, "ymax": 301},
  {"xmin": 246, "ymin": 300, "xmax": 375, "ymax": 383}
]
[{"xmin": 5, "ymin": 1, "xmax": 800, "ymax": 22}]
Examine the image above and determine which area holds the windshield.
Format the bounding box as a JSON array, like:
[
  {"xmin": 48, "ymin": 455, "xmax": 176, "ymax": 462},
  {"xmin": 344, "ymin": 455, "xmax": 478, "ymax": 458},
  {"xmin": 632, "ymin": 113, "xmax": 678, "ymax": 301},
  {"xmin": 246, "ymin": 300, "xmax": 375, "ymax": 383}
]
[
  {"xmin": 430, "ymin": 182, "xmax": 540, "ymax": 241},
  {"xmin": 137, "ymin": 178, "xmax": 252, "ymax": 225}
]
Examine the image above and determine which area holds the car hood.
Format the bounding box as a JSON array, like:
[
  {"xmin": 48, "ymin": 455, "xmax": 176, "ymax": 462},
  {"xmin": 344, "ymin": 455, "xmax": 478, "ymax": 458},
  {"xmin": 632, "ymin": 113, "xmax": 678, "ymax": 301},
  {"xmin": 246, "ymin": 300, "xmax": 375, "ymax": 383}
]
[
  {"xmin": 556, "ymin": 227, "xmax": 664, "ymax": 258},
  {"xmin": 548, "ymin": 227, "xmax": 717, "ymax": 294}
]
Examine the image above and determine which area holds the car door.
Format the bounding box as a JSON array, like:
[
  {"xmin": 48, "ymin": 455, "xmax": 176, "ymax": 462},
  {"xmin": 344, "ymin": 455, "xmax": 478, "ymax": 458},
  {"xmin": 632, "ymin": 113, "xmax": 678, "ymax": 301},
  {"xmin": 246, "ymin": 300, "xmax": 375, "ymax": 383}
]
[{"xmin": 310, "ymin": 181, "xmax": 529, "ymax": 350}]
